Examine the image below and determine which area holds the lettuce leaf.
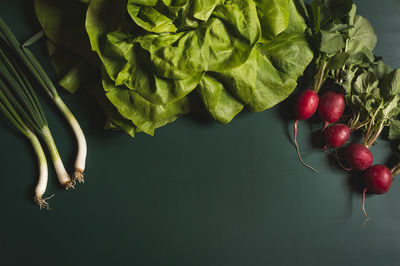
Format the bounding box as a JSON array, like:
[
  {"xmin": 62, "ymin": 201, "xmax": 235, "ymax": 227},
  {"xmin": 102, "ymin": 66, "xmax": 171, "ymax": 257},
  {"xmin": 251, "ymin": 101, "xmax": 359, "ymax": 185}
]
[{"xmin": 34, "ymin": 0, "xmax": 312, "ymax": 137}]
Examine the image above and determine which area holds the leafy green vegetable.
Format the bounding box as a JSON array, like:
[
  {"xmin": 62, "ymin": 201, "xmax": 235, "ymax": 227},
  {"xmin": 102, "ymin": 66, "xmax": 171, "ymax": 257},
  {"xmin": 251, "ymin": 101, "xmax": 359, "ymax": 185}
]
[
  {"xmin": 34, "ymin": 0, "xmax": 313, "ymax": 137},
  {"xmin": 320, "ymin": 30, "xmax": 345, "ymax": 54},
  {"xmin": 346, "ymin": 15, "xmax": 377, "ymax": 58},
  {"xmin": 389, "ymin": 120, "xmax": 400, "ymax": 141},
  {"xmin": 254, "ymin": 0, "xmax": 289, "ymax": 40},
  {"xmin": 302, "ymin": 0, "xmax": 400, "ymax": 150},
  {"xmin": 301, "ymin": 0, "xmax": 378, "ymax": 92},
  {"xmin": 342, "ymin": 59, "xmax": 400, "ymax": 148}
]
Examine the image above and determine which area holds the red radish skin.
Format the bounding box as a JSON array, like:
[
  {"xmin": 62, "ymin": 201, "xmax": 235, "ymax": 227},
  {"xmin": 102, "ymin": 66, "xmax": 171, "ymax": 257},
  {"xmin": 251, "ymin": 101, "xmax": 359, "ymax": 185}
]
[
  {"xmin": 364, "ymin": 165, "xmax": 393, "ymax": 194},
  {"xmin": 324, "ymin": 124, "xmax": 350, "ymax": 148},
  {"xmin": 295, "ymin": 89, "xmax": 319, "ymax": 120},
  {"xmin": 317, "ymin": 91, "xmax": 345, "ymax": 123},
  {"xmin": 362, "ymin": 165, "xmax": 393, "ymax": 219},
  {"xmin": 293, "ymin": 89, "xmax": 319, "ymax": 172},
  {"xmin": 344, "ymin": 143, "xmax": 373, "ymax": 171}
]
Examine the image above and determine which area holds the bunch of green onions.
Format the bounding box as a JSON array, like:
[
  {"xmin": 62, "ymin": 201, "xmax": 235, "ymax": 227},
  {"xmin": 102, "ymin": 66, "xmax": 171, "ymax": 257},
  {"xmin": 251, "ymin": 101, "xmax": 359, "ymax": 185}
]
[{"xmin": 0, "ymin": 17, "xmax": 87, "ymax": 208}]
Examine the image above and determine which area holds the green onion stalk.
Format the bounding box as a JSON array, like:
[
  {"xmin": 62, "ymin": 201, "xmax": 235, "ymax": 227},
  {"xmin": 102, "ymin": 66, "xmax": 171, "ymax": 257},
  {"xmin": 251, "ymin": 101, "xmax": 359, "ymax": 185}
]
[
  {"xmin": 0, "ymin": 17, "xmax": 87, "ymax": 183},
  {"xmin": 0, "ymin": 91, "xmax": 51, "ymax": 208},
  {"xmin": 0, "ymin": 24, "xmax": 74, "ymax": 204}
]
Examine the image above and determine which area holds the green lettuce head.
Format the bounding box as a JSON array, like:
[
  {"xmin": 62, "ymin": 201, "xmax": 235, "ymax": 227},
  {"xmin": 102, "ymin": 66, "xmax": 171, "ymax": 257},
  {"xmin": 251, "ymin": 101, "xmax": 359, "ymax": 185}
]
[{"xmin": 35, "ymin": 0, "xmax": 313, "ymax": 137}]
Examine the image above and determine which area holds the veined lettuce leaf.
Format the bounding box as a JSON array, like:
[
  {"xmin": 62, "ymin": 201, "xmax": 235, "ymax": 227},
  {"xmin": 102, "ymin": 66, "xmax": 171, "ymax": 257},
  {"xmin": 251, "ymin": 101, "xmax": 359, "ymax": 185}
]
[
  {"xmin": 35, "ymin": 0, "xmax": 98, "ymax": 67},
  {"xmin": 198, "ymin": 0, "xmax": 312, "ymax": 120},
  {"xmin": 34, "ymin": 0, "xmax": 312, "ymax": 137},
  {"xmin": 254, "ymin": 0, "xmax": 290, "ymax": 41},
  {"xmin": 102, "ymin": 67, "xmax": 194, "ymax": 135},
  {"xmin": 86, "ymin": 0, "xmax": 261, "ymax": 80}
]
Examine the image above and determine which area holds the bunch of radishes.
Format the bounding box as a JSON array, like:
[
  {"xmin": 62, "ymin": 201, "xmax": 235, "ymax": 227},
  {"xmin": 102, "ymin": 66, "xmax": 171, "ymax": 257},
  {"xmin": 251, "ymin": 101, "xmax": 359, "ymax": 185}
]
[
  {"xmin": 294, "ymin": 87, "xmax": 395, "ymax": 219},
  {"xmin": 290, "ymin": 0, "xmax": 400, "ymax": 220}
]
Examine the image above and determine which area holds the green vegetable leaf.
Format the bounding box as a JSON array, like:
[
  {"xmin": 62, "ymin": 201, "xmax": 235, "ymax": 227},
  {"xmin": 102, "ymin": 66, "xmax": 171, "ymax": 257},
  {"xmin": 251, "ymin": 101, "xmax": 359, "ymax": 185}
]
[
  {"xmin": 370, "ymin": 60, "xmax": 392, "ymax": 80},
  {"xmin": 381, "ymin": 95, "xmax": 400, "ymax": 120},
  {"xmin": 381, "ymin": 69, "xmax": 400, "ymax": 99},
  {"xmin": 346, "ymin": 46, "xmax": 375, "ymax": 65},
  {"xmin": 46, "ymin": 41, "xmax": 97, "ymax": 93},
  {"xmin": 34, "ymin": 0, "xmax": 313, "ymax": 137},
  {"xmin": 347, "ymin": 15, "xmax": 377, "ymax": 56},
  {"xmin": 326, "ymin": 52, "xmax": 349, "ymax": 70},
  {"xmin": 254, "ymin": 0, "xmax": 289, "ymax": 40},
  {"xmin": 35, "ymin": 0, "xmax": 98, "ymax": 67},
  {"xmin": 127, "ymin": 1, "xmax": 177, "ymax": 33},
  {"xmin": 102, "ymin": 67, "xmax": 193, "ymax": 136},
  {"xmin": 249, "ymin": 32, "xmax": 313, "ymax": 112},
  {"xmin": 389, "ymin": 120, "xmax": 400, "ymax": 140},
  {"xmin": 353, "ymin": 71, "xmax": 378, "ymax": 95},
  {"xmin": 196, "ymin": 74, "xmax": 244, "ymax": 124},
  {"xmin": 320, "ymin": 30, "xmax": 345, "ymax": 54},
  {"xmin": 320, "ymin": 0, "xmax": 353, "ymax": 28}
]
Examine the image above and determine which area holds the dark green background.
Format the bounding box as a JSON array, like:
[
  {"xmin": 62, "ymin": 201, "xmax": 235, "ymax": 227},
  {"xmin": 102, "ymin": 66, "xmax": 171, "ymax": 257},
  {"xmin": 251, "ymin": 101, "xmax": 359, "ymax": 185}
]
[{"xmin": 1, "ymin": 1, "xmax": 400, "ymax": 265}]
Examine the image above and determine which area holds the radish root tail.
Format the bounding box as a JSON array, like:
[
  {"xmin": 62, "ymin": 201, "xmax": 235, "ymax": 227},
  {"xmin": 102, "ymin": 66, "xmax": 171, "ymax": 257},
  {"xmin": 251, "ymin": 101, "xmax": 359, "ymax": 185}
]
[
  {"xmin": 333, "ymin": 150, "xmax": 352, "ymax": 171},
  {"xmin": 317, "ymin": 121, "xmax": 330, "ymax": 146},
  {"xmin": 362, "ymin": 188, "xmax": 370, "ymax": 226},
  {"xmin": 294, "ymin": 120, "xmax": 319, "ymax": 173}
]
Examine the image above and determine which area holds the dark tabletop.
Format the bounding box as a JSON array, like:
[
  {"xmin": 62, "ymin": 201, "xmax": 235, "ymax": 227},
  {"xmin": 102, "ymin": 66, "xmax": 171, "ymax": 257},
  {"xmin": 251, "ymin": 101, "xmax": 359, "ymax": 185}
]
[{"xmin": 1, "ymin": 1, "xmax": 400, "ymax": 265}]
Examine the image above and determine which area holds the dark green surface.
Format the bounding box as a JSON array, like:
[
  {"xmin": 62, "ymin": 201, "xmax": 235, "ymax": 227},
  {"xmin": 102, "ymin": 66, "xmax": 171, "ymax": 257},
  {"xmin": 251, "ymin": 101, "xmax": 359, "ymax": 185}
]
[{"xmin": 1, "ymin": 1, "xmax": 400, "ymax": 265}]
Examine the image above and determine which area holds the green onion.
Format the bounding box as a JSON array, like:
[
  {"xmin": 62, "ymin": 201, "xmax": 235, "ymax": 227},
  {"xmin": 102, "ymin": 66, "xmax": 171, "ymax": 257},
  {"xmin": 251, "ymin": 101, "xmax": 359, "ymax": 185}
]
[
  {"xmin": 0, "ymin": 19, "xmax": 74, "ymax": 207},
  {"xmin": 0, "ymin": 17, "xmax": 87, "ymax": 183},
  {"xmin": 0, "ymin": 87, "xmax": 52, "ymax": 208}
]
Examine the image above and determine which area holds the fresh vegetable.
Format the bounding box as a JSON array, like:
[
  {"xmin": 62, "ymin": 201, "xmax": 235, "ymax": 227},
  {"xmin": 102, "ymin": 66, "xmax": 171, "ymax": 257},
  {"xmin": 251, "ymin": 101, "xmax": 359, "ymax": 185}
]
[
  {"xmin": 0, "ymin": 93, "xmax": 50, "ymax": 208},
  {"xmin": 0, "ymin": 18, "xmax": 87, "ymax": 182},
  {"xmin": 332, "ymin": 3, "xmax": 400, "ymax": 150},
  {"xmin": 293, "ymin": 89, "xmax": 319, "ymax": 172},
  {"xmin": 0, "ymin": 16, "xmax": 91, "ymax": 208},
  {"xmin": 290, "ymin": 0, "xmax": 356, "ymax": 171},
  {"xmin": 34, "ymin": 0, "xmax": 313, "ymax": 137},
  {"xmin": 364, "ymin": 165, "xmax": 393, "ymax": 194},
  {"xmin": 344, "ymin": 143, "xmax": 373, "ymax": 171},
  {"xmin": 295, "ymin": 89, "xmax": 320, "ymax": 120},
  {"xmin": 300, "ymin": 0, "xmax": 400, "ymax": 223},
  {"xmin": 362, "ymin": 164, "xmax": 393, "ymax": 219},
  {"xmin": 23, "ymin": 34, "xmax": 87, "ymax": 182},
  {"xmin": 343, "ymin": 62, "xmax": 400, "ymax": 149},
  {"xmin": 301, "ymin": 0, "xmax": 355, "ymax": 94},
  {"xmin": 303, "ymin": 0, "xmax": 398, "ymax": 165},
  {"xmin": 317, "ymin": 91, "xmax": 345, "ymax": 123},
  {"xmin": 0, "ymin": 22, "xmax": 74, "ymax": 206},
  {"xmin": 323, "ymin": 123, "xmax": 350, "ymax": 148},
  {"xmin": 389, "ymin": 120, "xmax": 400, "ymax": 177}
]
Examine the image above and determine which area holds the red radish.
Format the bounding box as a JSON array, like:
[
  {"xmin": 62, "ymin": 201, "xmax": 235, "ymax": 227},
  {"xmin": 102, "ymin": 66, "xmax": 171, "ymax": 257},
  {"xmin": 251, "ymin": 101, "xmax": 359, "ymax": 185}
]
[
  {"xmin": 293, "ymin": 89, "xmax": 319, "ymax": 172},
  {"xmin": 362, "ymin": 165, "xmax": 393, "ymax": 219},
  {"xmin": 294, "ymin": 89, "xmax": 319, "ymax": 120},
  {"xmin": 364, "ymin": 165, "xmax": 393, "ymax": 194},
  {"xmin": 344, "ymin": 143, "xmax": 373, "ymax": 171},
  {"xmin": 317, "ymin": 91, "xmax": 345, "ymax": 123},
  {"xmin": 324, "ymin": 124, "xmax": 350, "ymax": 148}
]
